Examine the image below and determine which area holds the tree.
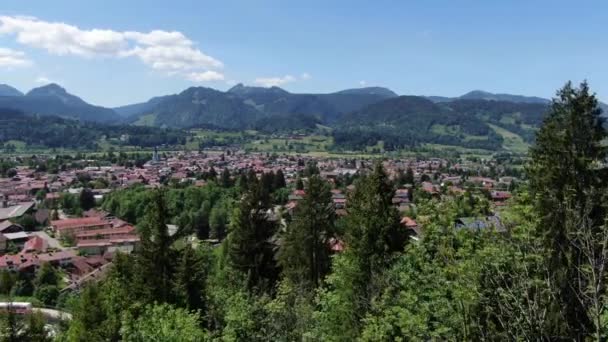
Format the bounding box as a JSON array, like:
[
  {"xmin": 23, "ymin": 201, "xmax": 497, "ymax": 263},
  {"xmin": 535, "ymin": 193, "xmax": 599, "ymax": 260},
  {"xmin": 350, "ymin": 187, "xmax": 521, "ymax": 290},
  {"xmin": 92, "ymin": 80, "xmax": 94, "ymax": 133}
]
[
  {"xmin": 135, "ymin": 190, "xmax": 184, "ymax": 303},
  {"xmin": 221, "ymin": 168, "xmax": 233, "ymax": 188},
  {"xmin": 34, "ymin": 262, "xmax": 59, "ymax": 288},
  {"xmin": 0, "ymin": 303, "xmax": 24, "ymax": 342},
  {"xmin": 120, "ymin": 304, "xmax": 207, "ymax": 341},
  {"xmin": 341, "ymin": 162, "xmax": 408, "ymax": 328},
  {"xmin": 15, "ymin": 214, "xmax": 37, "ymax": 231},
  {"xmin": 278, "ymin": 175, "xmax": 336, "ymax": 289},
  {"xmin": 295, "ymin": 177, "xmax": 304, "ymax": 191},
  {"xmin": 63, "ymin": 284, "xmax": 110, "ymax": 341},
  {"xmin": 173, "ymin": 246, "xmax": 211, "ymax": 312},
  {"xmin": 0, "ymin": 270, "xmax": 15, "ymax": 295},
  {"xmin": 527, "ymin": 81, "xmax": 608, "ymax": 338},
  {"xmin": 227, "ymin": 179, "xmax": 279, "ymax": 292},
  {"xmin": 23, "ymin": 311, "xmax": 51, "ymax": 342},
  {"xmin": 273, "ymin": 170, "xmax": 286, "ymax": 190},
  {"xmin": 209, "ymin": 206, "xmax": 227, "ymax": 240},
  {"xmin": 79, "ymin": 188, "xmax": 96, "ymax": 211}
]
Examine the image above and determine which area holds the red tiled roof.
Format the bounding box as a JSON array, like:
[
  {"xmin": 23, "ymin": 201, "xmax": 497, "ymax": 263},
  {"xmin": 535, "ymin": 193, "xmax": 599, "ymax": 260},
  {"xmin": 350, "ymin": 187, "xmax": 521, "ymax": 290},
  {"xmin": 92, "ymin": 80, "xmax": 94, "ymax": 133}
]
[
  {"xmin": 75, "ymin": 225, "xmax": 135, "ymax": 239},
  {"xmin": 51, "ymin": 217, "xmax": 109, "ymax": 231},
  {"xmin": 400, "ymin": 216, "xmax": 418, "ymax": 228},
  {"xmin": 22, "ymin": 236, "xmax": 48, "ymax": 253}
]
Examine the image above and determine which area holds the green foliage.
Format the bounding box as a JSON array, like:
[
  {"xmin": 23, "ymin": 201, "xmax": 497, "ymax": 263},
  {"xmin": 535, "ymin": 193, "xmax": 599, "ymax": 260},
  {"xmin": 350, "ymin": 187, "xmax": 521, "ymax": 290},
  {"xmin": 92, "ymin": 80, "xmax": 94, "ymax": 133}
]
[
  {"xmin": 79, "ymin": 188, "xmax": 96, "ymax": 211},
  {"xmin": 527, "ymin": 81, "xmax": 608, "ymax": 337},
  {"xmin": 227, "ymin": 177, "xmax": 279, "ymax": 292},
  {"xmin": 120, "ymin": 304, "xmax": 208, "ymax": 342},
  {"xmin": 0, "ymin": 107, "xmax": 188, "ymax": 149},
  {"xmin": 278, "ymin": 175, "xmax": 336, "ymax": 289}
]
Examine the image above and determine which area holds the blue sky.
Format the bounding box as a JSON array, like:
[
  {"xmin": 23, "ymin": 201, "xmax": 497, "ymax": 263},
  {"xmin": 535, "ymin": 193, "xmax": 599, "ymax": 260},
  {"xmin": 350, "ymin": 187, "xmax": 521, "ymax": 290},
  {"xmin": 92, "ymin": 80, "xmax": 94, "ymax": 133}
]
[{"xmin": 1, "ymin": 0, "xmax": 607, "ymax": 107}]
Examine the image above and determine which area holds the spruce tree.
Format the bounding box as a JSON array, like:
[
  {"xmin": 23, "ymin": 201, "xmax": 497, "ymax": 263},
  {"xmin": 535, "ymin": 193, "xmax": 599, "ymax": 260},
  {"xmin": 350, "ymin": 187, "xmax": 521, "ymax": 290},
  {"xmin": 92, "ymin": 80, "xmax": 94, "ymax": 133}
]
[
  {"xmin": 343, "ymin": 162, "xmax": 407, "ymax": 312},
  {"xmin": 227, "ymin": 177, "xmax": 279, "ymax": 292},
  {"xmin": 274, "ymin": 169, "xmax": 287, "ymax": 190},
  {"xmin": 173, "ymin": 246, "xmax": 210, "ymax": 312},
  {"xmin": 528, "ymin": 81, "xmax": 608, "ymax": 337},
  {"xmin": 135, "ymin": 190, "xmax": 181, "ymax": 303},
  {"xmin": 221, "ymin": 168, "xmax": 232, "ymax": 188},
  {"xmin": 278, "ymin": 175, "xmax": 336, "ymax": 289}
]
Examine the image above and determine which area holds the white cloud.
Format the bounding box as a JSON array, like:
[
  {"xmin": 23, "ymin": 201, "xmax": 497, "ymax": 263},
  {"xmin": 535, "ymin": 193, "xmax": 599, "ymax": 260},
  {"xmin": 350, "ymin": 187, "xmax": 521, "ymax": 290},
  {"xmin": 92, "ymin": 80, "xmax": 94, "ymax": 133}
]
[
  {"xmin": 300, "ymin": 72, "xmax": 311, "ymax": 80},
  {"xmin": 225, "ymin": 79, "xmax": 237, "ymax": 86},
  {"xmin": 186, "ymin": 71, "xmax": 225, "ymax": 82},
  {"xmin": 35, "ymin": 76, "xmax": 52, "ymax": 84},
  {"xmin": 0, "ymin": 15, "xmax": 222, "ymax": 81},
  {"xmin": 0, "ymin": 47, "xmax": 31, "ymax": 68},
  {"xmin": 254, "ymin": 75, "xmax": 295, "ymax": 87},
  {"xmin": 359, "ymin": 80, "xmax": 367, "ymax": 86}
]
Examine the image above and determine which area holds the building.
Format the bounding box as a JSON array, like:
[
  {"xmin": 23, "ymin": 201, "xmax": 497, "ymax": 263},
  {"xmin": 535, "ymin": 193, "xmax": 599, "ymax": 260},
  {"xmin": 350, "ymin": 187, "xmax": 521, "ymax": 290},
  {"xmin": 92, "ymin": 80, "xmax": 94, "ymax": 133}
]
[
  {"xmin": 0, "ymin": 221, "xmax": 24, "ymax": 234},
  {"xmin": 51, "ymin": 217, "xmax": 112, "ymax": 238},
  {"xmin": 0, "ymin": 202, "xmax": 35, "ymax": 222}
]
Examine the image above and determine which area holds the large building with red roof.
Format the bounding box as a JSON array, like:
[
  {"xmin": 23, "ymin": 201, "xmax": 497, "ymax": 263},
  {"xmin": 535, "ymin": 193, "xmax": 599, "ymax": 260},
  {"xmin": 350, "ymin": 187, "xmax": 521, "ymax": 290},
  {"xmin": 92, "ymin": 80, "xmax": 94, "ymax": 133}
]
[{"xmin": 51, "ymin": 217, "xmax": 112, "ymax": 238}]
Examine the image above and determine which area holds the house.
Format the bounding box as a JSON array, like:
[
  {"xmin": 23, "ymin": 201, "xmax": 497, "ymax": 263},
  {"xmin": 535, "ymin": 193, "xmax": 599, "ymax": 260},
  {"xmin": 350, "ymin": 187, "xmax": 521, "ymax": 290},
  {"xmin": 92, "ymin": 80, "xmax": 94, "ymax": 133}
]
[
  {"xmin": 0, "ymin": 221, "xmax": 24, "ymax": 234},
  {"xmin": 3, "ymin": 232, "xmax": 30, "ymax": 249},
  {"xmin": 333, "ymin": 198, "xmax": 346, "ymax": 210},
  {"xmin": 0, "ymin": 250, "xmax": 77, "ymax": 272},
  {"xmin": 491, "ymin": 191, "xmax": 512, "ymax": 204},
  {"xmin": 421, "ymin": 182, "xmax": 439, "ymax": 195},
  {"xmin": 0, "ymin": 202, "xmax": 35, "ymax": 222},
  {"xmin": 76, "ymin": 236, "xmax": 140, "ymax": 255},
  {"xmin": 401, "ymin": 216, "xmax": 421, "ymax": 238},
  {"xmin": 75, "ymin": 225, "xmax": 136, "ymax": 241},
  {"xmin": 51, "ymin": 217, "xmax": 112, "ymax": 238},
  {"xmin": 22, "ymin": 235, "xmax": 48, "ymax": 253}
]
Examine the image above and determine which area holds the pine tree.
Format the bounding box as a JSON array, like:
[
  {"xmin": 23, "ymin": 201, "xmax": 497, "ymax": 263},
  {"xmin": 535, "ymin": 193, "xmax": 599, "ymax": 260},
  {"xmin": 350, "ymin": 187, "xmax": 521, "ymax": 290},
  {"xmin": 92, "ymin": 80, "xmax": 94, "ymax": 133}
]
[
  {"xmin": 173, "ymin": 246, "xmax": 210, "ymax": 312},
  {"xmin": 343, "ymin": 162, "xmax": 407, "ymax": 315},
  {"xmin": 278, "ymin": 175, "xmax": 336, "ymax": 289},
  {"xmin": 274, "ymin": 169, "xmax": 287, "ymax": 190},
  {"xmin": 79, "ymin": 188, "xmax": 96, "ymax": 211},
  {"xmin": 227, "ymin": 178, "xmax": 279, "ymax": 292},
  {"xmin": 528, "ymin": 81, "xmax": 608, "ymax": 337},
  {"xmin": 135, "ymin": 190, "xmax": 181, "ymax": 303},
  {"xmin": 221, "ymin": 168, "xmax": 232, "ymax": 188},
  {"xmin": 295, "ymin": 177, "xmax": 304, "ymax": 191}
]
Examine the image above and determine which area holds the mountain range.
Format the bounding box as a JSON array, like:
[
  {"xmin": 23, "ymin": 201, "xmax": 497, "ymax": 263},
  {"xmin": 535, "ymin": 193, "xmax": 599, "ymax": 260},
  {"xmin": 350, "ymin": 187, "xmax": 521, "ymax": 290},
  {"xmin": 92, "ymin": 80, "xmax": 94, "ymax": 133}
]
[
  {"xmin": 0, "ymin": 83, "xmax": 120, "ymax": 123},
  {"xmin": 1, "ymin": 82, "xmax": 606, "ymax": 151}
]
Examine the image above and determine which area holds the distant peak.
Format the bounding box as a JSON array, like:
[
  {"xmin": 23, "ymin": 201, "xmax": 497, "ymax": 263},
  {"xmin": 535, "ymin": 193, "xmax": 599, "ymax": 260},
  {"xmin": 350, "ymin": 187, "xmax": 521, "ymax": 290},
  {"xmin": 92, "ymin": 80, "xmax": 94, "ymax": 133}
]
[
  {"xmin": 227, "ymin": 83, "xmax": 245, "ymax": 92},
  {"xmin": 27, "ymin": 83, "xmax": 68, "ymax": 96},
  {"xmin": 334, "ymin": 87, "xmax": 398, "ymax": 97},
  {"xmin": 460, "ymin": 90, "xmax": 494, "ymax": 98},
  {"xmin": 0, "ymin": 84, "xmax": 24, "ymax": 97},
  {"xmin": 227, "ymin": 83, "xmax": 289, "ymax": 95}
]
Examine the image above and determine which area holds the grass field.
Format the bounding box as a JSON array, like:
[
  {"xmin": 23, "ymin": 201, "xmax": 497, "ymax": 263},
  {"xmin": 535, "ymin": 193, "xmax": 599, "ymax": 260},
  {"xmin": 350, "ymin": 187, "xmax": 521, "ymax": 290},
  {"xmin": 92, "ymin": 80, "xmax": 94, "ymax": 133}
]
[
  {"xmin": 133, "ymin": 114, "xmax": 156, "ymax": 126},
  {"xmin": 489, "ymin": 124, "xmax": 529, "ymax": 154}
]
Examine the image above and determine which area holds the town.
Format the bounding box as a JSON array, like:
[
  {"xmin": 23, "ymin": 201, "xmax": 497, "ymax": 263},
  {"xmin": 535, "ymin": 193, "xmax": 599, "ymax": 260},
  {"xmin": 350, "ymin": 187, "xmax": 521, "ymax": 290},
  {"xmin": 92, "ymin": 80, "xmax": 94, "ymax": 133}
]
[{"xmin": 0, "ymin": 148, "xmax": 519, "ymax": 300}]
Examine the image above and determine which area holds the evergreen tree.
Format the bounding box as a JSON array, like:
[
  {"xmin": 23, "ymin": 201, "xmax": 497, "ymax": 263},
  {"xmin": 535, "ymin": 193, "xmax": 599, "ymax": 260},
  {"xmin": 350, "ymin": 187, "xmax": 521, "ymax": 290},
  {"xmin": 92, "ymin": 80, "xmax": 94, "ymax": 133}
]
[
  {"xmin": 227, "ymin": 179, "xmax": 279, "ymax": 292},
  {"xmin": 273, "ymin": 169, "xmax": 286, "ymax": 190},
  {"xmin": 79, "ymin": 188, "xmax": 96, "ymax": 211},
  {"xmin": 278, "ymin": 175, "xmax": 336, "ymax": 289},
  {"xmin": 528, "ymin": 81, "xmax": 608, "ymax": 337},
  {"xmin": 121, "ymin": 304, "xmax": 207, "ymax": 341},
  {"xmin": 209, "ymin": 206, "xmax": 227, "ymax": 240},
  {"xmin": 342, "ymin": 162, "xmax": 408, "ymax": 321},
  {"xmin": 135, "ymin": 190, "xmax": 182, "ymax": 303},
  {"xmin": 295, "ymin": 177, "xmax": 304, "ymax": 191},
  {"xmin": 173, "ymin": 246, "xmax": 211, "ymax": 312},
  {"xmin": 208, "ymin": 166, "xmax": 218, "ymax": 180},
  {"xmin": 221, "ymin": 168, "xmax": 233, "ymax": 188}
]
